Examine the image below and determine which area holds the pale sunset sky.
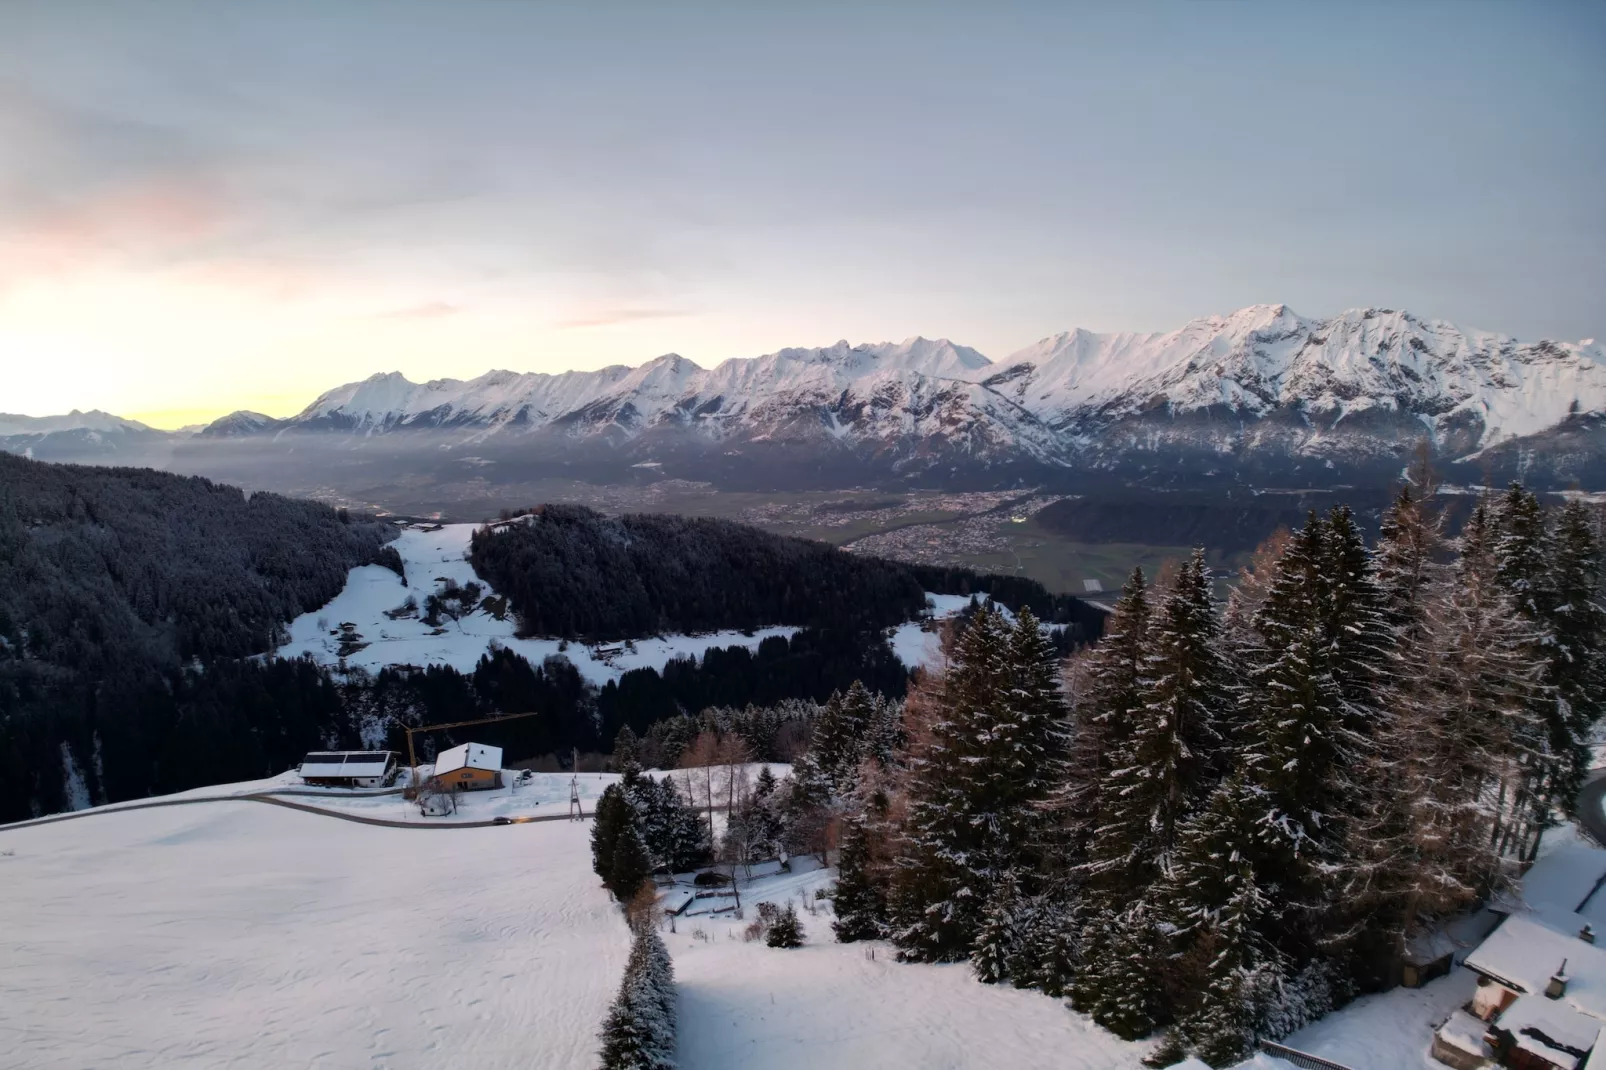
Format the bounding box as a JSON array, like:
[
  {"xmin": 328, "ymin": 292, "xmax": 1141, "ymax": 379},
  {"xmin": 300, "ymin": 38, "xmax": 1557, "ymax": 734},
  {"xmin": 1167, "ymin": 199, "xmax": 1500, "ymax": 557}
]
[{"xmin": 1, "ymin": 1, "xmax": 1602, "ymax": 428}]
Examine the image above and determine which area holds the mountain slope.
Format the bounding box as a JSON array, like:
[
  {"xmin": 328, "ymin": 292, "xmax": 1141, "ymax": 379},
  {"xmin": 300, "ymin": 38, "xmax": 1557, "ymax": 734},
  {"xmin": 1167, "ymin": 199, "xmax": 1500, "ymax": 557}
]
[
  {"xmin": 9, "ymin": 306, "xmax": 1602, "ymax": 490},
  {"xmin": 0, "ymin": 453, "xmax": 400, "ymax": 820},
  {"xmin": 988, "ymin": 305, "xmax": 1606, "ymax": 459},
  {"xmin": 267, "ymin": 308, "xmax": 1601, "ymax": 483}
]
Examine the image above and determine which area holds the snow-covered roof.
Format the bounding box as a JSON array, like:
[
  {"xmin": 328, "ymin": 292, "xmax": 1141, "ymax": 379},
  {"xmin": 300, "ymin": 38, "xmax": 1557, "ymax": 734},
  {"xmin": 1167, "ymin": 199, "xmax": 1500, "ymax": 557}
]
[
  {"xmin": 299, "ymin": 752, "xmax": 395, "ymax": 778},
  {"xmin": 1586, "ymin": 1026, "xmax": 1606, "ymax": 1070},
  {"xmin": 433, "ymin": 742, "xmax": 502, "ymax": 777},
  {"xmin": 1436, "ymin": 1010, "xmax": 1493, "ymax": 1060},
  {"xmin": 1465, "ymin": 915, "xmax": 1606, "ymax": 1019},
  {"xmin": 1519, "ymin": 842, "xmax": 1606, "ymax": 920},
  {"xmin": 1495, "ymin": 995, "xmax": 1598, "ymax": 1068},
  {"xmin": 1406, "ymin": 908, "xmax": 1502, "ymax": 966}
]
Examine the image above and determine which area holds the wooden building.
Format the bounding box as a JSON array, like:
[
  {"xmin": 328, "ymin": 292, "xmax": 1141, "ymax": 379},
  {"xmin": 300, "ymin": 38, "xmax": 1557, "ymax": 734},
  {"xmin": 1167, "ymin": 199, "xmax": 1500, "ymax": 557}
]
[{"xmin": 430, "ymin": 742, "xmax": 503, "ymax": 792}]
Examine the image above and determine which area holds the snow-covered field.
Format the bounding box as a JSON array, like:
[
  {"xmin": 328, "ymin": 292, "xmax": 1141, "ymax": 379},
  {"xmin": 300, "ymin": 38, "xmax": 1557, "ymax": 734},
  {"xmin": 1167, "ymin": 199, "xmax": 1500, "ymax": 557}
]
[
  {"xmin": 3, "ymin": 762, "xmax": 1488, "ymax": 1070},
  {"xmin": 887, "ymin": 592, "xmax": 981, "ymax": 671},
  {"xmin": 275, "ymin": 523, "xmax": 798, "ymax": 683},
  {"xmin": 0, "ymin": 801, "xmax": 628, "ymax": 1069}
]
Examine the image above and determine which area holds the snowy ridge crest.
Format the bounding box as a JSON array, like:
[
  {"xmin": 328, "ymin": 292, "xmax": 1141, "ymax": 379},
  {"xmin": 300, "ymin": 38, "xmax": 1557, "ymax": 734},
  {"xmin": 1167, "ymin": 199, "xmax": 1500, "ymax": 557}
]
[{"xmin": 261, "ymin": 307, "xmax": 1603, "ymax": 466}]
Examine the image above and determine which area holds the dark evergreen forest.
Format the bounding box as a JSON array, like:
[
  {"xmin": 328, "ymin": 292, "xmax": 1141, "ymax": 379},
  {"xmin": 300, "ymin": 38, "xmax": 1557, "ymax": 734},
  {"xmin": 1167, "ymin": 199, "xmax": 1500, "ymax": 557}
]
[
  {"xmin": 0, "ymin": 460, "xmax": 1100, "ymax": 822},
  {"xmin": 468, "ymin": 504, "xmax": 1105, "ymax": 642},
  {"xmin": 0, "ymin": 454, "xmax": 399, "ymax": 820}
]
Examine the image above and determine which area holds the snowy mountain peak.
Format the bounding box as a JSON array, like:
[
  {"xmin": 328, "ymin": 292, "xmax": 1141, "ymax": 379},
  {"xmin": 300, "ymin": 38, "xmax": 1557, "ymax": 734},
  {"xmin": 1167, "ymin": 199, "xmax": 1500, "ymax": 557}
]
[
  {"xmin": 0, "ymin": 409, "xmax": 154, "ymax": 436},
  {"xmin": 11, "ymin": 304, "xmax": 1571, "ymax": 488}
]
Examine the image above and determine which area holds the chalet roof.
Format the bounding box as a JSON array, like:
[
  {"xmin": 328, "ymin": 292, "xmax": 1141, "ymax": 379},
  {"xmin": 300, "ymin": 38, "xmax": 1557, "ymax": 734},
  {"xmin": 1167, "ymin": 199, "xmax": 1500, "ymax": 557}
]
[
  {"xmin": 1494, "ymin": 995, "xmax": 1598, "ymax": 1069},
  {"xmin": 299, "ymin": 751, "xmax": 395, "ymax": 778},
  {"xmin": 1466, "ymin": 915, "xmax": 1606, "ymax": 1020},
  {"xmin": 433, "ymin": 742, "xmax": 502, "ymax": 777}
]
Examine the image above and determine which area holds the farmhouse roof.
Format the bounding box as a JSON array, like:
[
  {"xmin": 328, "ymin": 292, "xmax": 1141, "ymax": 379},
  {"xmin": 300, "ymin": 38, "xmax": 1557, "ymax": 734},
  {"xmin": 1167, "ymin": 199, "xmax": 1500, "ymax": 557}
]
[
  {"xmin": 433, "ymin": 742, "xmax": 502, "ymax": 777},
  {"xmin": 299, "ymin": 752, "xmax": 395, "ymax": 778}
]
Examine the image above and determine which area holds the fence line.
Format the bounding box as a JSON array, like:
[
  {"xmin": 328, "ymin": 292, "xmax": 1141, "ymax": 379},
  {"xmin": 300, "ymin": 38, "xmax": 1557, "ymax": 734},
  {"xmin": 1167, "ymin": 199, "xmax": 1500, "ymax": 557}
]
[{"xmin": 1257, "ymin": 1039, "xmax": 1357, "ymax": 1070}]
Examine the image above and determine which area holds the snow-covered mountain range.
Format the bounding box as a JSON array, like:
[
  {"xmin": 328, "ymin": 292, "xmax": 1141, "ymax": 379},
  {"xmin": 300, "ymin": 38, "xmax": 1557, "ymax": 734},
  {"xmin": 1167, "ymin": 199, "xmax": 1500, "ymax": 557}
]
[{"xmin": 10, "ymin": 306, "xmax": 1605, "ymax": 489}]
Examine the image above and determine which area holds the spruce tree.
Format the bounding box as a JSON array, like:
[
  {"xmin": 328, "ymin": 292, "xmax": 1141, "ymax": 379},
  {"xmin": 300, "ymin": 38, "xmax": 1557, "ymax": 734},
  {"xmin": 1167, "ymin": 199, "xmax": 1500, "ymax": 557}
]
[
  {"xmin": 1491, "ymin": 483, "xmax": 1573, "ymax": 817},
  {"xmin": 805, "ymin": 688, "xmax": 861, "ymax": 797},
  {"xmin": 609, "ymin": 821, "xmax": 653, "ymax": 903},
  {"xmin": 971, "ymin": 877, "xmax": 1019, "ymax": 985},
  {"xmin": 1319, "ymin": 505, "xmax": 1391, "ymax": 735},
  {"xmin": 832, "ymin": 815, "xmax": 887, "ymax": 942},
  {"xmin": 613, "ymin": 725, "xmax": 642, "ymax": 769},
  {"xmin": 1548, "ymin": 499, "xmax": 1606, "ymax": 810},
  {"xmin": 1090, "ymin": 550, "xmax": 1228, "ymax": 900},
  {"xmin": 593, "ymin": 783, "xmax": 632, "ymax": 889},
  {"xmin": 1167, "ymin": 775, "xmax": 1277, "ymax": 1064},
  {"xmin": 890, "ymin": 604, "xmax": 1064, "ymax": 962},
  {"xmin": 1060, "ymin": 568, "xmax": 1152, "ymax": 860},
  {"xmin": 766, "ymin": 903, "xmax": 805, "ymax": 948},
  {"xmin": 1237, "ymin": 514, "xmax": 1374, "ymax": 957},
  {"xmin": 1072, "ymin": 905, "xmax": 1165, "ymax": 1040},
  {"xmin": 1442, "ymin": 503, "xmax": 1550, "ymax": 863}
]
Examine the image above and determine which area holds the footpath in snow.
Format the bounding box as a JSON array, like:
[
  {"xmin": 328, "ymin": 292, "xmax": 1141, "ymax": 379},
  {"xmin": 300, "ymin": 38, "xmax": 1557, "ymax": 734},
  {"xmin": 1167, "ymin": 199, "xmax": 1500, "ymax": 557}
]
[
  {"xmin": 0, "ymin": 800, "xmax": 628, "ymax": 1070},
  {"xmin": 275, "ymin": 522, "xmax": 797, "ymax": 682}
]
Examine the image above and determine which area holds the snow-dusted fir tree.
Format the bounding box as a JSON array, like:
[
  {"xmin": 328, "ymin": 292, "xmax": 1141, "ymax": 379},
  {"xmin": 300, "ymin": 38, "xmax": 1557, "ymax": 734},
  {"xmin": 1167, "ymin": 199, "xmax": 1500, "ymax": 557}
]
[
  {"xmin": 598, "ymin": 920, "xmax": 677, "ymax": 1069},
  {"xmin": 832, "ymin": 814, "xmax": 887, "ymax": 942},
  {"xmin": 1237, "ymin": 512, "xmax": 1379, "ymax": 958},
  {"xmin": 1167, "ymin": 773, "xmax": 1279, "ymax": 1065},
  {"xmin": 864, "ymin": 692, "xmax": 907, "ymax": 769},
  {"xmin": 1056, "ymin": 568, "xmax": 1151, "ymax": 863},
  {"xmin": 971, "ymin": 875, "xmax": 1021, "ymax": 984},
  {"xmin": 890, "ymin": 605, "xmax": 1064, "ymax": 962},
  {"xmin": 1088, "ymin": 550, "xmax": 1229, "ymax": 900},
  {"xmin": 1446, "ymin": 503, "xmax": 1551, "ymax": 862},
  {"xmin": 1492, "ymin": 484, "xmax": 1573, "ymax": 813},
  {"xmin": 766, "ymin": 902, "xmax": 805, "ymax": 948},
  {"xmin": 1318, "ymin": 505, "xmax": 1392, "ymax": 735},
  {"xmin": 625, "ymin": 768, "xmax": 709, "ymax": 874},
  {"xmin": 807, "ymin": 683, "xmax": 874, "ymax": 797},
  {"xmin": 1548, "ymin": 498, "xmax": 1606, "ymax": 809},
  {"xmin": 1070, "ymin": 905, "xmax": 1166, "ymax": 1040},
  {"xmin": 1072, "ymin": 552, "xmax": 1228, "ymax": 1035},
  {"xmin": 1346, "ymin": 485, "xmax": 1454, "ymax": 981}
]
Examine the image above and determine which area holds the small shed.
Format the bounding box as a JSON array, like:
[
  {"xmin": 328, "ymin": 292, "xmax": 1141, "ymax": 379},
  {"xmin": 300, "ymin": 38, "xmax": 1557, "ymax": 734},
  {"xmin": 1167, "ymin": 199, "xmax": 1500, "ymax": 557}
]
[
  {"xmin": 431, "ymin": 742, "xmax": 503, "ymax": 792},
  {"xmin": 298, "ymin": 751, "xmax": 399, "ymax": 788}
]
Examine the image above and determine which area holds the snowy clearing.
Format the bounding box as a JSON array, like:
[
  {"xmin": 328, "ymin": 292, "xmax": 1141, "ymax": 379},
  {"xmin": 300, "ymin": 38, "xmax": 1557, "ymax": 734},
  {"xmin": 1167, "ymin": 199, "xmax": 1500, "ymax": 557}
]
[
  {"xmin": 887, "ymin": 591, "xmax": 983, "ymax": 670},
  {"xmin": 660, "ymin": 856, "xmax": 1158, "ymax": 1069},
  {"xmin": 275, "ymin": 523, "xmax": 798, "ymax": 682},
  {"xmin": 0, "ymin": 801, "xmax": 627, "ymax": 1070}
]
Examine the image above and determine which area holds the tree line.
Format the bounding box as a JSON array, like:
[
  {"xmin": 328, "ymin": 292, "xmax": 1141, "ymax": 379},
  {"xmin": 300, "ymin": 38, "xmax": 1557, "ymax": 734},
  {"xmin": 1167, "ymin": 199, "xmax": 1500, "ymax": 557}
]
[
  {"xmin": 819, "ymin": 484, "xmax": 1605, "ymax": 1067},
  {"xmin": 468, "ymin": 504, "xmax": 1105, "ymax": 644},
  {"xmin": 0, "ymin": 454, "xmax": 397, "ymax": 820}
]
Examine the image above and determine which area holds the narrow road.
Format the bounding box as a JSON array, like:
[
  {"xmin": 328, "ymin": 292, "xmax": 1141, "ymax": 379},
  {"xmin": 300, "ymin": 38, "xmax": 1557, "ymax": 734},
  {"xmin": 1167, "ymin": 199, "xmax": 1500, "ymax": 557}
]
[{"xmin": 0, "ymin": 789, "xmax": 590, "ymax": 834}]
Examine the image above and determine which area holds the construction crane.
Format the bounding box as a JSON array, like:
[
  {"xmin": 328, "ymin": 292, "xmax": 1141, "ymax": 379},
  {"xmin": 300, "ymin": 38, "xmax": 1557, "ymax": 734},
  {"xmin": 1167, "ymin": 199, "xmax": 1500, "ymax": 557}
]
[{"xmin": 403, "ymin": 710, "xmax": 544, "ymax": 787}]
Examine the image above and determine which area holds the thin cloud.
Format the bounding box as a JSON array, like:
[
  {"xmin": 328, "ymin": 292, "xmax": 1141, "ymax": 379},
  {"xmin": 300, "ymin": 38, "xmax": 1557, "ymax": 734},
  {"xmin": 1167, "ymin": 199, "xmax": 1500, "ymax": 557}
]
[
  {"xmin": 378, "ymin": 301, "xmax": 460, "ymax": 319},
  {"xmin": 556, "ymin": 308, "xmax": 692, "ymax": 330}
]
